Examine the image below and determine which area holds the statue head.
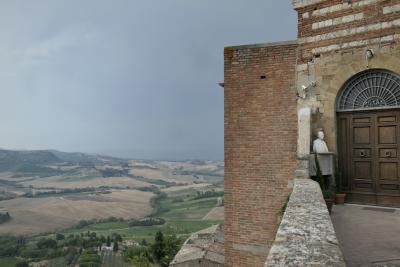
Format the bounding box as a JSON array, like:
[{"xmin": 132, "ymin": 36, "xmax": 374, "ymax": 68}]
[
  {"xmin": 317, "ymin": 131, "xmax": 325, "ymax": 140},
  {"xmin": 313, "ymin": 130, "xmax": 329, "ymax": 153}
]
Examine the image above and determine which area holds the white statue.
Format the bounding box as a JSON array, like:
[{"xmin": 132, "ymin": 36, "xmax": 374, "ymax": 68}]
[{"xmin": 313, "ymin": 130, "xmax": 329, "ymax": 153}]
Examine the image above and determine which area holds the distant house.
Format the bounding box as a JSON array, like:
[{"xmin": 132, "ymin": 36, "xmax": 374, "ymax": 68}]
[
  {"xmin": 101, "ymin": 244, "xmax": 113, "ymax": 251},
  {"xmin": 120, "ymin": 239, "xmax": 139, "ymax": 249}
]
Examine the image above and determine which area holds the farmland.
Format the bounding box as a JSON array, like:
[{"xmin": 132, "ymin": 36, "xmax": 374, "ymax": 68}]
[
  {"xmin": 0, "ymin": 149, "xmax": 223, "ymax": 235},
  {"xmin": 0, "ymin": 188, "xmax": 223, "ymax": 267},
  {"xmin": 56, "ymin": 191, "xmax": 224, "ymax": 243},
  {"xmin": 0, "ymin": 189, "xmax": 154, "ymax": 236},
  {"xmin": 0, "ymin": 149, "xmax": 223, "ymax": 266},
  {"xmin": 100, "ymin": 251, "xmax": 130, "ymax": 267}
]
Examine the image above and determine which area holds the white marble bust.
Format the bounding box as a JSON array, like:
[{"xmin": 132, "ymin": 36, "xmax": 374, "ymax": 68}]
[{"xmin": 313, "ymin": 130, "xmax": 329, "ymax": 153}]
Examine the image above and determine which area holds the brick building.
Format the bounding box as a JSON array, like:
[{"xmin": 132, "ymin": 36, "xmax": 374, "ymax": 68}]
[{"xmin": 224, "ymin": 0, "xmax": 400, "ymax": 266}]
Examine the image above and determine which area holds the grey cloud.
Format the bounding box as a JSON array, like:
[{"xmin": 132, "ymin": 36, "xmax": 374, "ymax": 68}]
[{"xmin": 0, "ymin": 0, "xmax": 296, "ymax": 160}]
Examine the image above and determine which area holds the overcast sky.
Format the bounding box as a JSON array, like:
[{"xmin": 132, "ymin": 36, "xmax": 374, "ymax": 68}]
[{"xmin": 0, "ymin": 1, "xmax": 296, "ymax": 160}]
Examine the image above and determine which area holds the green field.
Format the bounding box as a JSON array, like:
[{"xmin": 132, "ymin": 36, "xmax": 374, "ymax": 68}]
[
  {"xmin": 48, "ymin": 257, "xmax": 66, "ymax": 267},
  {"xmin": 23, "ymin": 188, "xmax": 224, "ymax": 267},
  {"xmin": 0, "ymin": 257, "xmax": 18, "ymax": 267},
  {"xmin": 56, "ymin": 193, "xmax": 223, "ymax": 243},
  {"xmin": 100, "ymin": 251, "xmax": 131, "ymax": 267}
]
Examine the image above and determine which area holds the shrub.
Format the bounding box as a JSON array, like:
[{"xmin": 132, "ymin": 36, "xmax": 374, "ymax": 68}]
[
  {"xmin": 128, "ymin": 217, "xmax": 165, "ymax": 227},
  {"xmin": 79, "ymin": 251, "xmax": 101, "ymax": 267}
]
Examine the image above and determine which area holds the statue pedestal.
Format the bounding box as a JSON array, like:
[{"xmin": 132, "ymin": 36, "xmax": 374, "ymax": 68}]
[{"xmin": 309, "ymin": 152, "xmax": 334, "ymax": 176}]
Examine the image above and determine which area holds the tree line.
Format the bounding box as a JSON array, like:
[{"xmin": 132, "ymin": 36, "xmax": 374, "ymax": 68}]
[
  {"xmin": 0, "ymin": 212, "xmax": 10, "ymax": 224},
  {"xmin": 124, "ymin": 231, "xmax": 181, "ymax": 267}
]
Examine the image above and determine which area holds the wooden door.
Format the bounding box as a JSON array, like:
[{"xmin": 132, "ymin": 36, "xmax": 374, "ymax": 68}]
[
  {"xmin": 351, "ymin": 113, "xmax": 375, "ymax": 192},
  {"xmin": 337, "ymin": 110, "xmax": 400, "ymax": 206},
  {"xmin": 375, "ymin": 112, "xmax": 400, "ymax": 194}
]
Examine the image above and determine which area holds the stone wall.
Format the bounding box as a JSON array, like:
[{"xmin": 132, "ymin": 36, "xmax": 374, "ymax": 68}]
[
  {"xmin": 170, "ymin": 225, "xmax": 224, "ymax": 267},
  {"xmin": 292, "ymin": 0, "xmax": 400, "ymax": 153},
  {"xmin": 265, "ymin": 179, "xmax": 345, "ymax": 267},
  {"xmin": 224, "ymin": 41, "xmax": 299, "ymax": 267},
  {"xmin": 294, "ymin": 0, "xmax": 400, "ymax": 63},
  {"xmin": 297, "ymin": 44, "xmax": 400, "ymax": 153}
]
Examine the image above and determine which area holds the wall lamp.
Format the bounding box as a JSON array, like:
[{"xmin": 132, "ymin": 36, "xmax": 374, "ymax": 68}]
[{"xmin": 297, "ymin": 81, "xmax": 317, "ymax": 99}]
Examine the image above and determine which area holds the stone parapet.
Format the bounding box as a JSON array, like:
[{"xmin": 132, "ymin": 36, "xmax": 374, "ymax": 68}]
[{"xmin": 265, "ymin": 179, "xmax": 345, "ymax": 267}]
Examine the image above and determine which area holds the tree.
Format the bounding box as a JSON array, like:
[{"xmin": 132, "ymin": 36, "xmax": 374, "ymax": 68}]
[
  {"xmin": 112, "ymin": 233, "xmax": 122, "ymax": 242},
  {"xmin": 132, "ymin": 255, "xmax": 151, "ymax": 267},
  {"xmin": 140, "ymin": 239, "xmax": 148, "ymax": 246},
  {"xmin": 113, "ymin": 241, "xmax": 119, "ymax": 252},
  {"xmin": 0, "ymin": 236, "xmax": 19, "ymax": 257},
  {"xmin": 17, "ymin": 236, "xmax": 26, "ymax": 246},
  {"xmin": 164, "ymin": 234, "xmax": 181, "ymax": 266},
  {"xmin": 0, "ymin": 212, "xmax": 11, "ymax": 224},
  {"xmin": 106, "ymin": 236, "xmax": 111, "ymax": 247},
  {"xmin": 56, "ymin": 233, "xmax": 65, "ymax": 240},
  {"xmin": 79, "ymin": 251, "xmax": 101, "ymax": 267},
  {"xmin": 151, "ymin": 231, "xmax": 166, "ymax": 263},
  {"xmin": 124, "ymin": 246, "xmax": 152, "ymax": 265},
  {"xmin": 37, "ymin": 238, "xmax": 57, "ymax": 249}
]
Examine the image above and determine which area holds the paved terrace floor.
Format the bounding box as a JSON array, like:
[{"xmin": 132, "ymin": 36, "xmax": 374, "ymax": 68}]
[{"xmin": 331, "ymin": 204, "xmax": 400, "ymax": 267}]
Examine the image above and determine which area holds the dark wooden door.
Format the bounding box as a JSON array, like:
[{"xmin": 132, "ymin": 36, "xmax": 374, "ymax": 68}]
[{"xmin": 338, "ymin": 110, "xmax": 400, "ymax": 206}]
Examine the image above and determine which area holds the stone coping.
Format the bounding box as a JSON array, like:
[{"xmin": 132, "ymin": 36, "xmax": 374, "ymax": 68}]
[
  {"xmin": 225, "ymin": 40, "xmax": 298, "ymax": 51},
  {"xmin": 265, "ymin": 179, "xmax": 345, "ymax": 267},
  {"xmin": 292, "ymin": 0, "xmax": 326, "ymax": 9}
]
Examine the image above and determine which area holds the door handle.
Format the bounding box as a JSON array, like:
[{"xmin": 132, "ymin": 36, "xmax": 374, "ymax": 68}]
[
  {"xmin": 360, "ymin": 151, "xmax": 366, "ymax": 157},
  {"xmin": 385, "ymin": 151, "xmax": 392, "ymax": 157}
]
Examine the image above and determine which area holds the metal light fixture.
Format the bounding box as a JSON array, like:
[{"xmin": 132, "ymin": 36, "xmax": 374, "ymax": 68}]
[
  {"xmin": 297, "ymin": 81, "xmax": 317, "ymax": 99},
  {"xmin": 366, "ymin": 49, "xmax": 374, "ymax": 60}
]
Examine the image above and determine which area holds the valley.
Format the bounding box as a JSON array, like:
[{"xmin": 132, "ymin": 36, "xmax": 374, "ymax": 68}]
[{"xmin": 0, "ymin": 149, "xmax": 224, "ymax": 266}]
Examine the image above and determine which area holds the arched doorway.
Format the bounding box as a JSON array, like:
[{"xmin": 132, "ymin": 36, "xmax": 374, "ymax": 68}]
[{"xmin": 337, "ymin": 69, "xmax": 400, "ymax": 207}]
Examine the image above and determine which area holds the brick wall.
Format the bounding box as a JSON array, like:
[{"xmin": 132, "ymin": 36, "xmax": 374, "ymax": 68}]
[
  {"xmin": 294, "ymin": 0, "xmax": 400, "ymax": 63},
  {"xmin": 224, "ymin": 41, "xmax": 298, "ymax": 267}
]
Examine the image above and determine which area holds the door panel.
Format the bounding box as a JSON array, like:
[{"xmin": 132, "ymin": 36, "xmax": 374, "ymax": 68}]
[
  {"xmin": 338, "ymin": 110, "xmax": 400, "ymax": 203},
  {"xmin": 378, "ymin": 116, "xmax": 396, "ymax": 123},
  {"xmin": 378, "ymin": 125, "xmax": 397, "ymax": 144},
  {"xmin": 376, "ymin": 112, "xmax": 399, "ymax": 195},
  {"xmin": 351, "ymin": 114, "xmax": 375, "ymax": 192},
  {"xmin": 338, "ymin": 117, "xmax": 350, "ymax": 190},
  {"xmin": 353, "ymin": 127, "xmax": 372, "ymax": 144},
  {"xmin": 354, "ymin": 162, "xmax": 372, "ymax": 179},
  {"xmin": 379, "ymin": 162, "xmax": 397, "ymax": 180}
]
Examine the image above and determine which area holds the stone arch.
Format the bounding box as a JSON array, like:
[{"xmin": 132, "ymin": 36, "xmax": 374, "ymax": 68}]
[
  {"xmin": 336, "ymin": 69, "xmax": 400, "ymax": 112},
  {"xmin": 314, "ymin": 52, "xmax": 400, "ymax": 152}
]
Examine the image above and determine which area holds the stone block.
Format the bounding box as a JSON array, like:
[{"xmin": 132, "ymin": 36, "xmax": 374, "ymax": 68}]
[{"xmin": 383, "ymin": 4, "xmax": 400, "ymax": 14}]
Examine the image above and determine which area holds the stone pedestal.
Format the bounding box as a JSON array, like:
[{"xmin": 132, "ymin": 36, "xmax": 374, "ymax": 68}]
[
  {"xmin": 296, "ymin": 107, "xmax": 312, "ymax": 179},
  {"xmin": 309, "ymin": 152, "xmax": 334, "ymax": 176}
]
